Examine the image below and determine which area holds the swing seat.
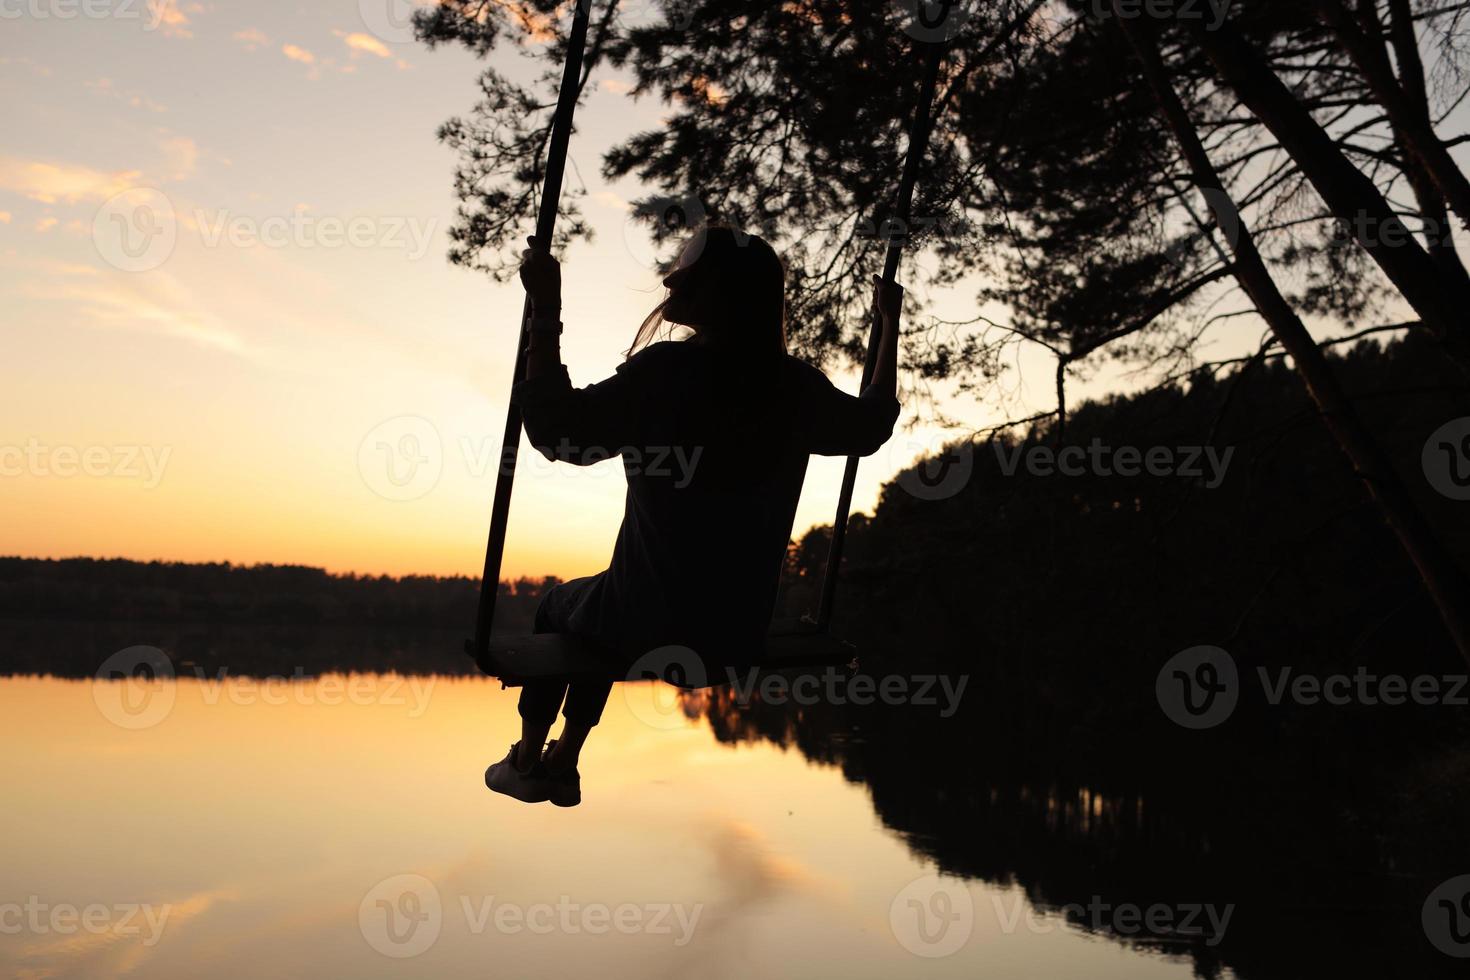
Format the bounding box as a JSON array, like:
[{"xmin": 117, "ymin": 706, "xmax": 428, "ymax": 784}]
[{"xmin": 470, "ymin": 618, "xmax": 857, "ymax": 687}]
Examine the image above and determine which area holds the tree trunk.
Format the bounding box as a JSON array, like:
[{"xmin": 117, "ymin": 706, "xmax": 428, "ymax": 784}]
[
  {"xmin": 1313, "ymin": 0, "xmax": 1470, "ymax": 229},
  {"xmin": 1114, "ymin": 7, "xmax": 1470, "ymax": 667},
  {"xmin": 1188, "ymin": 17, "xmax": 1470, "ymax": 378},
  {"xmin": 1381, "ymin": 0, "xmax": 1470, "ymax": 286}
]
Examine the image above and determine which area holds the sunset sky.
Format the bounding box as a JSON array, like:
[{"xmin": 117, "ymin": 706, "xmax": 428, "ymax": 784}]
[{"xmin": 1, "ymin": 0, "xmax": 1407, "ymax": 581}]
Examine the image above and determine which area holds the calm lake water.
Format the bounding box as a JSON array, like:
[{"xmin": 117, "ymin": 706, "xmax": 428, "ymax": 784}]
[
  {"xmin": 0, "ymin": 673, "xmax": 1250, "ymax": 980},
  {"xmin": 3, "ymin": 666, "xmax": 1459, "ymax": 978}
]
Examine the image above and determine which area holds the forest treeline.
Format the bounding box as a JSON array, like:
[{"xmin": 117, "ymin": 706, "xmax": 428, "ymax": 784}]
[
  {"xmin": 780, "ymin": 332, "xmax": 1468, "ymax": 755},
  {"xmin": 0, "ymin": 559, "xmax": 556, "ymax": 633},
  {"xmin": 0, "ymin": 561, "xmax": 563, "ymax": 676}
]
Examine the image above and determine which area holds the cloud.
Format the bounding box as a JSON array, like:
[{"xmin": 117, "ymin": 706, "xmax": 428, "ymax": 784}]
[
  {"xmin": 150, "ymin": 0, "xmax": 194, "ymax": 39},
  {"xmin": 0, "ymin": 55, "xmax": 53, "ymax": 77},
  {"xmin": 35, "ymin": 217, "xmax": 58, "ymax": 233},
  {"xmin": 0, "ymin": 155, "xmax": 142, "ymax": 204},
  {"xmin": 281, "ymin": 44, "xmax": 315, "ymax": 65},
  {"xmin": 87, "ymin": 76, "xmax": 169, "ymax": 113},
  {"xmin": 159, "ymin": 136, "xmax": 199, "ymax": 181},
  {"xmin": 338, "ymin": 30, "xmax": 391, "ymax": 58},
  {"xmin": 233, "ymin": 27, "xmax": 269, "ymax": 51},
  {"xmin": 10, "ymin": 886, "xmax": 235, "ymax": 979},
  {"xmin": 128, "ymin": 94, "xmax": 169, "ymax": 113},
  {"xmin": 601, "ymin": 78, "xmax": 634, "ymax": 95},
  {"xmin": 592, "ymin": 191, "xmax": 631, "ymax": 212},
  {"xmin": 0, "ymin": 211, "xmax": 11, "ymax": 224},
  {"xmin": 332, "ymin": 29, "xmax": 410, "ymax": 70},
  {"xmin": 38, "ymin": 269, "xmax": 251, "ymax": 356}
]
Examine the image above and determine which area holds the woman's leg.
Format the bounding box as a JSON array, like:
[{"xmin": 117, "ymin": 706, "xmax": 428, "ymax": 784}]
[
  {"xmin": 545, "ymin": 680, "xmax": 613, "ymax": 773},
  {"xmin": 516, "ymin": 681, "xmax": 564, "ymax": 770},
  {"xmin": 513, "ymin": 577, "xmax": 598, "ymax": 768}
]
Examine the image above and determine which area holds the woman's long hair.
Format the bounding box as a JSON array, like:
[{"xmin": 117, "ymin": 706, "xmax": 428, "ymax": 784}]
[{"xmin": 627, "ymin": 225, "xmax": 788, "ymax": 359}]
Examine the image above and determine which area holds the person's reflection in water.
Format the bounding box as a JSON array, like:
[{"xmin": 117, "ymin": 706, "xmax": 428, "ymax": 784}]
[{"xmin": 484, "ymin": 225, "xmax": 903, "ymax": 806}]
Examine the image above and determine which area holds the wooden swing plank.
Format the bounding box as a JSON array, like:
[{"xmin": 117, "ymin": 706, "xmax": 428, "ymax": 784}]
[{"xmin": 476, "ymin": 620, "xmax": 857, "ymax": 687}]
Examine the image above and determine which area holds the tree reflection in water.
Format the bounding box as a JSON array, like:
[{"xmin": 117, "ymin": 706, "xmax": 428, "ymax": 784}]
[{"xmin": 682, "ymin": 671, "xmax": 1465, "ymax": 979}]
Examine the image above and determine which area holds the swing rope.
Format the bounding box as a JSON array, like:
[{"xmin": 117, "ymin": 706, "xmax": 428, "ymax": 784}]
[
  {"xmin": 470, "ymin": 0, "xmax": 595, "ymax": 664},
  {"xmin": 814, "ymin": 37, "xmax": 948, "ymax": 631},
  {"xmin": 814, "ymin": 0, "xmax": 1047, "ymax": 630}
]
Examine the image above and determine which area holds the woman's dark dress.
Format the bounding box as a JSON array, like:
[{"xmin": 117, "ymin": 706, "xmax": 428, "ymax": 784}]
[{"xmin": 511, "ymin": 339, "xmax": 899, "ymax": 721}]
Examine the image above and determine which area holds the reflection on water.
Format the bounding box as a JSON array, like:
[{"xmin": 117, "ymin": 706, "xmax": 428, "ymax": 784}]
[
  {"xmin": 687, "ymin": 673, "xmax": 1463, "ymax": 980},
  {"xmin": 3, "ymin": 674, "xmax": 1239, "ymax": 980},
  {"xmin": 0, "ymin": 667, "xmax": 1457, "ymax": 978}
]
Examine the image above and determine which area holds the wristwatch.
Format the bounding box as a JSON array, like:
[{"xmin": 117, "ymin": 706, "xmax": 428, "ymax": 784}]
[{"xmin": 524, "ymin": 316, "xmax": 563, "ymax": 353}]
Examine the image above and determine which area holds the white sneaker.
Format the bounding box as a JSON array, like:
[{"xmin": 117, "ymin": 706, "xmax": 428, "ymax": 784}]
[{"xmin": 484, "ymin": 742, "xmax": 551, "ymax": 803}]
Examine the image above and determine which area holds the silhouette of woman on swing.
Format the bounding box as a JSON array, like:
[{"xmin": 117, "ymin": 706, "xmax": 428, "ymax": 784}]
[{"xmin": 486, "ymin": 225, "xmax": 903, "ymax": 805}]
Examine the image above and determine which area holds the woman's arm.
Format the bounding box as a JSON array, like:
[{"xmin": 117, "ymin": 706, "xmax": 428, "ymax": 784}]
[
  {"xmin": 511, "ymin": 238, "xmax": 660, "ymax": 464},
  {"xmin": 800, "ymin": 277, "xmax": 904, "ymax": 458},
  {"xmin": 520, "ymin": 236, "xmax": 563, "ymax": 379},
  {"xmin": 865, "ymin": 274, "xmax": 902, "ymax": 402}
]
